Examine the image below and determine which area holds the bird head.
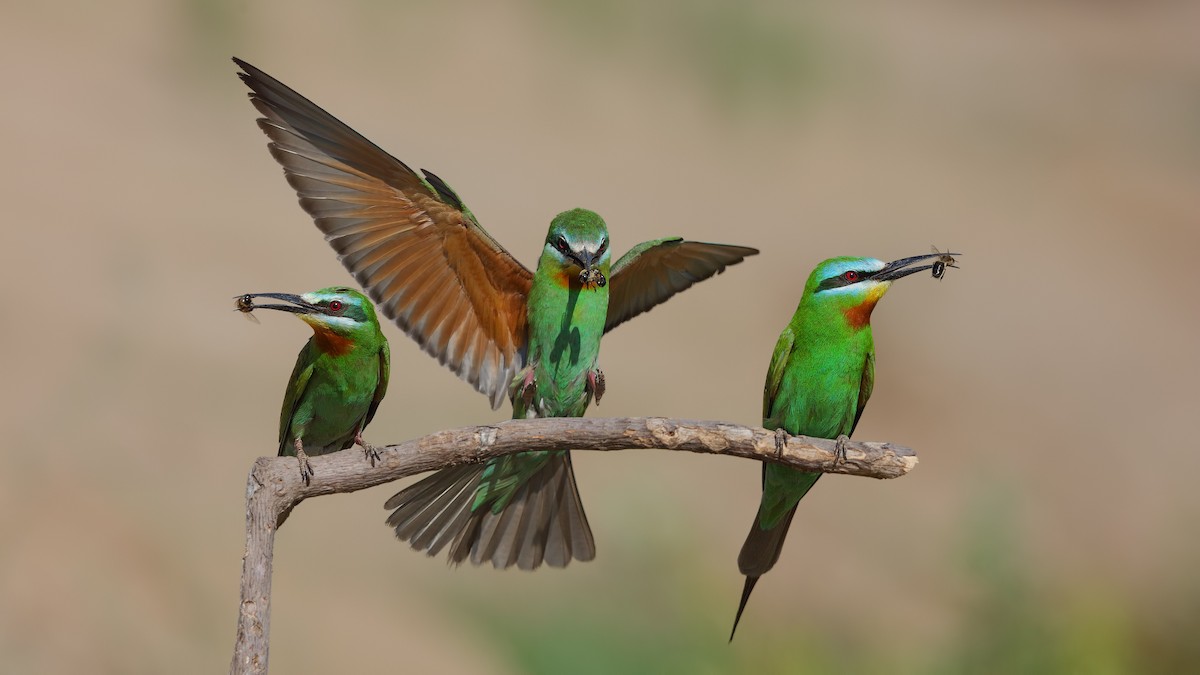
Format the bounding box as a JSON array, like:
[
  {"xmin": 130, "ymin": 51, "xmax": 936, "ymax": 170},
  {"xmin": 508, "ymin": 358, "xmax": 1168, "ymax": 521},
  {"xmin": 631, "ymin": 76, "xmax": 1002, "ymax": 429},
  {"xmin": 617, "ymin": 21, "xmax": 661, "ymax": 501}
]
[
  {"xmin": 543, "ymin": 208, "xmax": 611, "ymax": 289},
  {"xmin": 802, "ymin": 253, "xmax": 957, "ymax": 329},
  {"xmin": 237, "ymin": 287, "xmax": 383, "ymax": 352}
]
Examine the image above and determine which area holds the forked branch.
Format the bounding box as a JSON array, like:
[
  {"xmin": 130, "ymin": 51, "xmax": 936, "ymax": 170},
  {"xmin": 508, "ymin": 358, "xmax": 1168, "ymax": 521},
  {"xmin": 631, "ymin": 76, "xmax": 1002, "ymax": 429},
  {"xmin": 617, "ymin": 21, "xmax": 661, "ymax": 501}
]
[{"xmin": 230, "ymin": 416, "xmax": 918, "ymax": 674}]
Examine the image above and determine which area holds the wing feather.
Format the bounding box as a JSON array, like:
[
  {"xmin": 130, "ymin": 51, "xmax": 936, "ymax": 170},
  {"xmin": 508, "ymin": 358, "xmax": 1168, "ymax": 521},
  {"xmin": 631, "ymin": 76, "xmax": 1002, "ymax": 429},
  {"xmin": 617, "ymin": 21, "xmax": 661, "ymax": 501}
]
[
  {"xmin": 236, "ymin": 58, "xmax": 532, "ymax": 408},
  {"xmin": 762, "ymin": 327, "xmax": 795, "ymax": 422},
  {"xmin": 277, "ymin": 344, "xmax": 316, "ymax": 455},
  {"xmin": 850, "ymin": 351, "xmax": 875, "ymax": 435},
  {"xmin": 605, "ymin": 238, "xmax": 758, "ymax": 333},
  {"xmin": 362, "ymin": 341, "xmax": 390, "ymax": 431}
]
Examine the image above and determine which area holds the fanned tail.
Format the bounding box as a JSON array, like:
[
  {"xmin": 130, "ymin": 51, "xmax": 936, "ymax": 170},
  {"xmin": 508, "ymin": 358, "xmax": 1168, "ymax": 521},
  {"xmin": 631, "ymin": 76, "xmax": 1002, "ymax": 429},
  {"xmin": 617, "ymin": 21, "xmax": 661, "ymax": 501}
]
[
  {"xmin": 385, "ymin": 465, "xmax": 484, "ymax": 558},
  {"xmin": 384, "ymin": 453, "xmax": 594, "ymax": 570}
]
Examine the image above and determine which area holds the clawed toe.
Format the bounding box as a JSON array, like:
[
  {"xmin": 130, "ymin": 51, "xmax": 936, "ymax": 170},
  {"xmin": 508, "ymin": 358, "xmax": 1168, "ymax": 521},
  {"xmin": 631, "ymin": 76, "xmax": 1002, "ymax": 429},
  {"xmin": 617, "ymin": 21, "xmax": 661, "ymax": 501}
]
[
  {"xmin": 832, "ymin": 434, "xmax": 850, "ymax": 467},
  {"xmin": 512, "ymin": 366, "xmax": 538, "ymax": 407},
  {"xmin": 296, "ymin": 452, "xmax": 314, "ymax": 484},
  {"xmin": 774, "ymin": 427, "xmax": 789, "ymax": 459}
]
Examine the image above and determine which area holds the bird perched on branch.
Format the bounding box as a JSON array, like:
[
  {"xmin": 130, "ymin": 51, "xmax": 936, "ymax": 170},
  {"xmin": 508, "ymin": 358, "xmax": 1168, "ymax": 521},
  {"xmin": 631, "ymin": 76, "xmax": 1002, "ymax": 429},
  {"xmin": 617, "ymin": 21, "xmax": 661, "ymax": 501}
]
[
  {"xmin": 234, "ymin": 58, "xmax": 758, "ymax": 570},
  {"xmin": 238, "ymin": 287, "xmax": 389, "ymax": 484},
  {"xmin": 731, "ymin": 252, "xmax": 958, "ymax": 639}
]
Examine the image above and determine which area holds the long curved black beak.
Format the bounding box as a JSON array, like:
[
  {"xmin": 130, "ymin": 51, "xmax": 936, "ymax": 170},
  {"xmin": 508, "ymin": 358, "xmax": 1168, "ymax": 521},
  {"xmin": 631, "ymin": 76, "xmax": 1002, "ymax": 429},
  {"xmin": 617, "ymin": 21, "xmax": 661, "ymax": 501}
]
[
  {"xmin": 873, "ymin": 252, "xmax": 961, "ymax": 282},
  {"xmin": 234, "ymin": 292, "xmax": 322, "ymax": 314}
]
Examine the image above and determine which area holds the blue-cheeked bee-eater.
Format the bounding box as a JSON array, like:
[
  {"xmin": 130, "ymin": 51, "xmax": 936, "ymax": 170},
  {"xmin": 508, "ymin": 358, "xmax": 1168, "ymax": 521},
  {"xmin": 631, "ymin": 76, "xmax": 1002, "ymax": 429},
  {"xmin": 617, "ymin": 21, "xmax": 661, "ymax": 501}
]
[
  {"xmin": 731, "ymin": 252, "xmax": 958, "ymax": 639},
  {"xmin": 239, "ymin": 287, "xmax": 389, "ymax": 484}
]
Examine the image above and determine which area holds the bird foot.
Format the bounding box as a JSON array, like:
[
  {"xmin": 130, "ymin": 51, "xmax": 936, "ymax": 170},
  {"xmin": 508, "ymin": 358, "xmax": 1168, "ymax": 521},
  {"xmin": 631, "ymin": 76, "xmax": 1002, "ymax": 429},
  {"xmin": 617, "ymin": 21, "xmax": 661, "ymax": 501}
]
[
  {"xmin": 774, "ymin": 427, "xmax": 789, "ymax": 459},
  {"xmin": 356, "ymin": 432, "xmax": 381, "ymax": 467},
  {"xmin": 293, "ymin": 439, "xmax": 314, "ymax": 485},
  {"xmin": 832, "ymin": 434, "xmax": 850, "ymax": 467},
  {"xmin": 512, "ymin": 366, "xmax": 538, "ymax": 407},
  {"xmin": 587, "ymin": 368, "xmax": 606, "ymax": 404}
]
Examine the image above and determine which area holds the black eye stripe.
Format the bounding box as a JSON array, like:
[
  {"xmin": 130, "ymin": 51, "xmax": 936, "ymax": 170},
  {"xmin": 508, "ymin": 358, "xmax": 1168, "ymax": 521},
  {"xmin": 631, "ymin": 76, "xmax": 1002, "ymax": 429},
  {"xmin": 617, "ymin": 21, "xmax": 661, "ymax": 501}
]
[{"xmin": 815, "ymin": 269, "xmax": 874, "ymax": 293}]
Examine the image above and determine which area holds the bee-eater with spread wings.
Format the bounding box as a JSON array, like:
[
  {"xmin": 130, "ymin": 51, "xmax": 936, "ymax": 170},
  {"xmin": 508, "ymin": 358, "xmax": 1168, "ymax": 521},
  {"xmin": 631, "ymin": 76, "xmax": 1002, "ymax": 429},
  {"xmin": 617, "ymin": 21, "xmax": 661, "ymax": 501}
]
[{"xmin": 234, "ymin": 58, "xmax": 758, "ymax": 570}]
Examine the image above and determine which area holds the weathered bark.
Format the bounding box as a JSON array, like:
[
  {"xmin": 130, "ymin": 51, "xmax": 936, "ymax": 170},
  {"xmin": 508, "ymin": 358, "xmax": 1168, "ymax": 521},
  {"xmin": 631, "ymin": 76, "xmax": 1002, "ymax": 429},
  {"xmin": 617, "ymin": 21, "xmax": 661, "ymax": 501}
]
[{"xmin": 230, "ymin": 416, "xmax": 918, "ymax": 674}]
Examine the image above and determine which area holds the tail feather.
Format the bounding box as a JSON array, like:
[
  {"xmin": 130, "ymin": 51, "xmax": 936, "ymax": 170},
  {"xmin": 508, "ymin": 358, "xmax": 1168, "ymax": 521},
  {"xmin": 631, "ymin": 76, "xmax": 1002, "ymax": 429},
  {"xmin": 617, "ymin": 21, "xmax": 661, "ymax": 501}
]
[
  {"xmin": 730, "ymin": 504, "xmax": 799, "ymax": 639},
  {"xmin": 455, "ymin": 452, "xmax": 595, "ymax": 569},
  {"xmin": 448, "ymin": 506, "xmax": 485, "ymax": 564},
  {"xmin": 737, "ymin": 505, "xmax": 799, "ymax": 576},
  {"xmin": 473, "ymin": 482, "xmax": 525, "ymax": 567},
  {"xmin": 558, "ymin": 458, "xmax": 595, "ymax": 564},
  {"xmin": 385, "ymin": 453, "xmax": 594, "ymax": 570},
  {"xmin": 514, "ymin": 463, "xmax": 557, "ymax": 570},
  {"xmin": 730, "ymin": 576, "xmax": 760, "ymax": 641},
  {"xmin": 539, "ymin": 457, "xmax": 576, "ymax": 568},
  {"xmin": 385, "ymin": 465, "xmax": 481, "ymax": 554},
  {"xmin": 508, "ymin": 495, "xmax": 542, "ymax": 571},
  {"xmin": 409, "ymin": 473, "xmax": 478, "ymax": 555}
]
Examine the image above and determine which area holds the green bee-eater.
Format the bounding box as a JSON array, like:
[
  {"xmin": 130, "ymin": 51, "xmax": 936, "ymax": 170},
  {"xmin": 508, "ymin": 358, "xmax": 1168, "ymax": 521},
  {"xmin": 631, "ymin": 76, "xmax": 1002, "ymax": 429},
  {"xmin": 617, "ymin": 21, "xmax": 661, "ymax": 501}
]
[
  {"xmin": 731, "ymin": 253, "xmax": 955, "ymax": 639},
  {"xmin": 241, "ymin": 287, "xmax": 390, "ymax": 484},
  {"xmin": 234, "ymin": 58, "xmax": 758, "ymax": 569}
]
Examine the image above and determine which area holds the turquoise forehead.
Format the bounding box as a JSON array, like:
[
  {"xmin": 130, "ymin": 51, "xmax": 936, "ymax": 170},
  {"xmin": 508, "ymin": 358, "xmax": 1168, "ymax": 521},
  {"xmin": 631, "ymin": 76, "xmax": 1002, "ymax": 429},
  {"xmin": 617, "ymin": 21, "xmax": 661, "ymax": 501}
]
[
  {"xmin": 813, "ymin": 256, "xmax": 885, "ymax": 279},
  {"xmin": 309, "ymin": 286, "xmax": 370, "ymax": 301},
  {"xmin": 549, "ymin": 208, "xmax": 608, "ymax": 242}
]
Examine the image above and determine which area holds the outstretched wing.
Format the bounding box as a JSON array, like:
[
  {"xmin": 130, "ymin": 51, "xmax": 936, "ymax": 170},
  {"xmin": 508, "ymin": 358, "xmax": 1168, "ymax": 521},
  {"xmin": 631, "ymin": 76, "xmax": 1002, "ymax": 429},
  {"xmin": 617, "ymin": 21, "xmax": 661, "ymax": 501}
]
[
  {"xmin": 604, "ymin": 238, "xmax": 758, "ymax": 333},
  {"xmin": 235, "ymin": 58, "xmax": 531, "ymax": 408}
]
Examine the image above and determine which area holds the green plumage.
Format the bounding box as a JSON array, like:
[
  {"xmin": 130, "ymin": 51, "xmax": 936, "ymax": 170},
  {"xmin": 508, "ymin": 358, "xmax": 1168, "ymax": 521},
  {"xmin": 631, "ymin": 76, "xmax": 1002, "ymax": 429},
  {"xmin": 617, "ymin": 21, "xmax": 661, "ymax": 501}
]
[
  {"xmin": 755, "ymin": 301, "xmax": 875, "ymax": 529},
  {"xmin": 731, "ymin": 252, "xmax": 949, "ymax": 639},
  {"xmin": 233, "ymin": 56, "xmax": 758, "ymax": 569},
  {"xmin": 384, "ymin": 209, "xmax": 615, "ymax": 569},
  {"xmin": 277, "ymin": 328, "xmax": 390, "ymax": 457},
  {"xmin": 377, "ymin": 204, "xmax": 759, "ymax": 570},
  {"xmin": 247, "ymin": 287, "xmax": 389, "ymax": 482},
  {"xmin": 474, "ymin": 209, "xmax": 610, "ymax": 516}
]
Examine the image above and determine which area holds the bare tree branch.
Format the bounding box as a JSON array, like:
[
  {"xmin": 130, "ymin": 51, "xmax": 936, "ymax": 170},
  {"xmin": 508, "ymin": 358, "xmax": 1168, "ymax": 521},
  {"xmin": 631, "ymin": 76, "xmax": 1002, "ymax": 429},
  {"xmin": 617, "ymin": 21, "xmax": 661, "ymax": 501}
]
[{"xmin": 230, "ymin": 416, "xmax": 918, "ymax": 674}]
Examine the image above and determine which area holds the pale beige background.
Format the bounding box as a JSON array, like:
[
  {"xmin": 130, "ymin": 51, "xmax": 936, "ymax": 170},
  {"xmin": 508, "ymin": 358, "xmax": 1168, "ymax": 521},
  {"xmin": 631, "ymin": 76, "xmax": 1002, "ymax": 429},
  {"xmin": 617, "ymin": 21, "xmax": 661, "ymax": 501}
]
[{"xmin": 2, "ymin": 1, "xmax": 1198, "ymax": 673}]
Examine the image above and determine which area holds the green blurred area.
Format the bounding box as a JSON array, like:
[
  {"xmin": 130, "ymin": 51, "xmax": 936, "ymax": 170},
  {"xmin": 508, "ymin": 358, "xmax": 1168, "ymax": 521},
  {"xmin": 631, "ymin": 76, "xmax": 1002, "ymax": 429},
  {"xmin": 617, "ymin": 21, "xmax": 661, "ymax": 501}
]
[
  {"xmin": 2, "ymin": 0, "xmax": 1198, "ymax": 672},
  {"xmin": 459, "ymin": 478, "xmax": 1199, "ymax": 675}
]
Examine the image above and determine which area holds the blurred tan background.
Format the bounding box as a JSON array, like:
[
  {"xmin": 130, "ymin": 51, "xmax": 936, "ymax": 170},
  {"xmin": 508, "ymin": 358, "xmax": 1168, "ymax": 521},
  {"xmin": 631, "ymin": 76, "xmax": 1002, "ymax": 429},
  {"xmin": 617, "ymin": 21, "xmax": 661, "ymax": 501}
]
[{"xmin": 3, "ymin": 0, "xmax": 1198, "ymax": 672}]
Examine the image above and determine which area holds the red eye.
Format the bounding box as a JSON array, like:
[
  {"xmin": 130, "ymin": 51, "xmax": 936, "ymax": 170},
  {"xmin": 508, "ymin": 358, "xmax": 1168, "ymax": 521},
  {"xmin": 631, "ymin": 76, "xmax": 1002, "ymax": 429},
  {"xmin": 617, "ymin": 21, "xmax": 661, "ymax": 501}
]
[
  {"xmin": 843, "ymin": 271, "xmax": 859, "ymax": 282},
  {"xmin": 328, "ymin": 300, "xmax": 344, "ymax": 312}
]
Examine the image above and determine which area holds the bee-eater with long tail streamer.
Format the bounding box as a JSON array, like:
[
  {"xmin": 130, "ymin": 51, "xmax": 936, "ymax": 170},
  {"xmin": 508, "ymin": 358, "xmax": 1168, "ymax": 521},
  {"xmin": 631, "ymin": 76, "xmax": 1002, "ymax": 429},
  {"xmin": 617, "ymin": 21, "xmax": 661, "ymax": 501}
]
[
  {"xmin": 234, "ymin": 58, "xmax": 758, "ymax": 570},
  {"xmin": 730, "ymin": 253, "xmax": 957, "ymax": 639},
  {"xmin": 241, "ymin": 287, "xmax": 390, "ymax": 484}
]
